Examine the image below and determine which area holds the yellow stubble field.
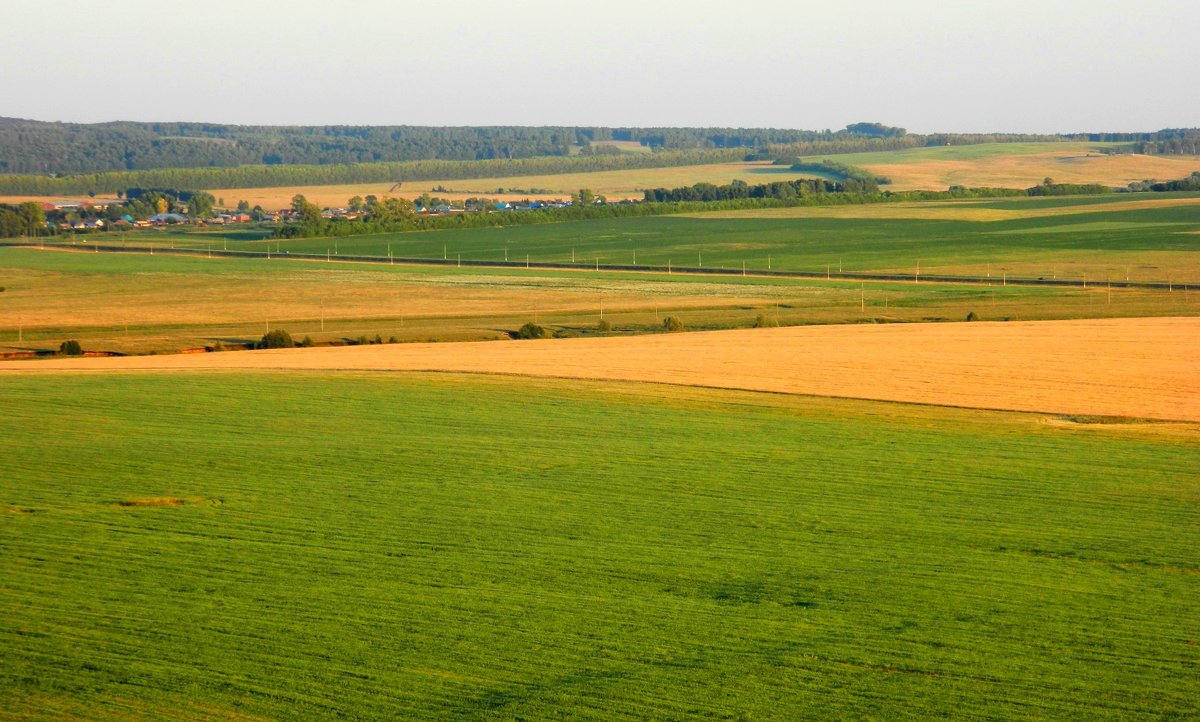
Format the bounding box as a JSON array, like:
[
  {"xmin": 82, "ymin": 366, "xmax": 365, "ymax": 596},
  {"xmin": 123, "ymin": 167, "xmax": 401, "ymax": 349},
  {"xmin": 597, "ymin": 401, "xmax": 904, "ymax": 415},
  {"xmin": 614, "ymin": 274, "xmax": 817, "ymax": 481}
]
[{"xmin": 7, "ymin": 317, "xmax": 1197, "ymax": 423}]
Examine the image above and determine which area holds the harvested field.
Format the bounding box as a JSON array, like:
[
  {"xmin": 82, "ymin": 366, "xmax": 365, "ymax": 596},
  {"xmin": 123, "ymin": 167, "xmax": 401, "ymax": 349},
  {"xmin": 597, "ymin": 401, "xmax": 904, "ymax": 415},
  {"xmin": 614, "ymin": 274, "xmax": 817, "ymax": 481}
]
[
  {"xmin": 863, "ymin": 151, "xmax": 1200, "ymax": 192},
  {"xmin": 7, "ymin": 317, "xmax": 1196, "ymax": 422},
  {"xmin": 202, "ymin": 162, "xmax": 823, "ymax": 209}
]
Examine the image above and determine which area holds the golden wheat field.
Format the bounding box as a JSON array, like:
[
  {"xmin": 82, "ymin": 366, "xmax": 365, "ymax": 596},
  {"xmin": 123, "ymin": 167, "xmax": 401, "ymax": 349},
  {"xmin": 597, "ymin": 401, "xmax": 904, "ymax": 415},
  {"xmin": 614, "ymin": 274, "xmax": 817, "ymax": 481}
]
[
  {"xmin": 201, "ymin": 162, "xmax": 817, "ymax": 209},
  {"xmin": 866, "ymin": 151, "xmax": 1200, "ymax": 191},
  {"xmin": 7, "ymin": 317, "xmax": 1196, "ymax": 423}
]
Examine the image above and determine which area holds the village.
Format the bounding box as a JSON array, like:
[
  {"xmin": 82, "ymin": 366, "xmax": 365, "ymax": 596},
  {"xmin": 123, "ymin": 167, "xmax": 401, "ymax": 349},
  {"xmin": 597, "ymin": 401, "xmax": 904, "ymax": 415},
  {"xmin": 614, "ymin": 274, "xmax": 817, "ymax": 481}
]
[{"xmin": 30, "ymin": 193, "xmax": 615, "ymax": 232}]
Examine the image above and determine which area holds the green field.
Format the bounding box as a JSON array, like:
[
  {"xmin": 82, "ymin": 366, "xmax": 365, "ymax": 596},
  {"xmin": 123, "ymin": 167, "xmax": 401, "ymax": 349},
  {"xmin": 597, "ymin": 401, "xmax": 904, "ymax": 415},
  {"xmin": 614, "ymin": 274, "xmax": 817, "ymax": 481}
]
[
  {"xmin": 4, "ymin": 192, "xmax": 1199, "ymax": 353},
  {"xmin": 74, "ymin": 192, "xmax": 1200, "ymax": 283},
  {"xmin": 798, "ymin": 141, "xmax": 1121, "ymax": 167},
  {"xmin": 3, "ymin": 245, "xmax": 1194, "ymax": 355},
  {"xmin": 1, "ymin": 372, "xmax": 1197, "ymax": 720}
]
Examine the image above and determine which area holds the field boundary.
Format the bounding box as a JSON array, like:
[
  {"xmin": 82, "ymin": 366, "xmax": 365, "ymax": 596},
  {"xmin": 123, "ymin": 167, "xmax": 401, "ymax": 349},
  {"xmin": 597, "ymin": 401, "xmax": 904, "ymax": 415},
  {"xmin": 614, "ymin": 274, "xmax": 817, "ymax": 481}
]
[{"xmin": 14, "ymin": 243, "xmax": 1194, "ymax": 290}]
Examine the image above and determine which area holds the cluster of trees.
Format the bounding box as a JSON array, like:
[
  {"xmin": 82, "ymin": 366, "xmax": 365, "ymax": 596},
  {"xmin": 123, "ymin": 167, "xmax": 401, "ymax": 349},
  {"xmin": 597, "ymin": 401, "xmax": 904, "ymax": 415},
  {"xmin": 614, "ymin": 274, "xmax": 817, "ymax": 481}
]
[
  {"xmin": 785, "ymin": 159, "xmax": 889, "ymax": 187},
  {"xmin": 1125, "ymin": 172, "xmax": 1200, "ymax": 192},
  {"xmin": 642, "ymin": 177, "xmax": 850, "ymax": 203},
  {"xmin": 0, "ymin": 202, "xmax": 47, "ymax": 237},
  {"xmin": 1125, "ymin": 130, "xmax": 1200, "ymax": 156},
  {"xmin": 1025, "ymin": 179, "xmax": 1113, "ymax": 196},
  {"xmin": 0, "ymin": 148, "xmax": 745, "ymax": 196}
]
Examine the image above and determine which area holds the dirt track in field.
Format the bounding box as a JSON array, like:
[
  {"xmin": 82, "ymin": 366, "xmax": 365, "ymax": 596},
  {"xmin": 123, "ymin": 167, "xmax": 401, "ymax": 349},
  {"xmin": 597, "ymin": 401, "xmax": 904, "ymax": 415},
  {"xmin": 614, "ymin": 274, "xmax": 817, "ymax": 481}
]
[{"xmin": 5, "ymin": 317, "xmax": 1196, "ymax": 422}]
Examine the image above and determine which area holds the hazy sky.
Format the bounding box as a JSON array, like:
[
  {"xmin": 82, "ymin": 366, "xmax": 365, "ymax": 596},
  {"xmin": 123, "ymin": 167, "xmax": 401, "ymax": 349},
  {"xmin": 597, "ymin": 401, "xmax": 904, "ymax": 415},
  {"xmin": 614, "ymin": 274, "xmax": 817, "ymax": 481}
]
[{"xmin": 3, "ymin": 0, "xmax": 1196, "ymax": 133}]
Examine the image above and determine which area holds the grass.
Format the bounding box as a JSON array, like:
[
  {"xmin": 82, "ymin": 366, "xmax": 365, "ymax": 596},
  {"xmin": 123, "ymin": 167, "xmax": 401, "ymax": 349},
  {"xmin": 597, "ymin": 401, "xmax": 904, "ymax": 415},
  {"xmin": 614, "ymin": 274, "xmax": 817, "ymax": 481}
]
[{"xmin": 1, "ymin": 372, "xmax": 1197, "ymax": 720}]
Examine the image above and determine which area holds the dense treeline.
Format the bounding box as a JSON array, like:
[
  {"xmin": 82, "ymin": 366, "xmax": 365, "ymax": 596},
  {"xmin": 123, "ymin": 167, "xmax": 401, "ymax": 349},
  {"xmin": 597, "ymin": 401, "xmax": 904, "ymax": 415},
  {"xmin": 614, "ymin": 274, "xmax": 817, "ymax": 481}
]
[
  {"xmin": 1026, "ymin": 182, "xmax": 1113, "ymax": 196},
  {"xmin": 0, "ymin": 149, "xmax": 744, "ymax": 196},
  {"xmin": 1126, "ymin": 172, "xmax": 1200, "ymax": 192},
  {"xmin": 0, "ymin": 202, "xmax": 48, "ymax": 238},
  {"xmin": 643, "ymin": 177, "xmax": 852, "ymax": 203},
  {"xmin": 0, "ymin": 119, "xmax": 909, "ymax": 174},
  {"xmin": 10, "ymin": 116, "xmax": 1197, "ymax": 179},
  {"xmin": 1126, "ymin": 130, "xmax": 1200, "ymax": 156},
  {"xmin": 785, "ymin": 160, "xmax": 889, "ymax": 187}
]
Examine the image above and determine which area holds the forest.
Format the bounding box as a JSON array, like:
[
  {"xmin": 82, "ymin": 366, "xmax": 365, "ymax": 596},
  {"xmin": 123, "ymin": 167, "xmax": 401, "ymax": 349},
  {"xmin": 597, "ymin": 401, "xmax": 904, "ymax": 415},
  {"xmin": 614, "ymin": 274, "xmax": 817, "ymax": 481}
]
[
  {"xmin": 0, "ymin": 149, "xmax": 744, "ymax": 196},
  {"xmin": 6, "ymin": 117, "xmax": 1196, "ymax": 178}
]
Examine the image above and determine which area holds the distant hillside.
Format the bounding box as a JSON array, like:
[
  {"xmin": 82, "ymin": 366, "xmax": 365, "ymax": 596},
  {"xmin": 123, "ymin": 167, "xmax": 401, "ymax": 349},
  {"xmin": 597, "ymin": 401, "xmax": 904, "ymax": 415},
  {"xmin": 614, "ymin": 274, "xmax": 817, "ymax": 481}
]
[
  {"xmin": 0, "ymin": 119, "xmax": 863, "ymax": 175},
  {"xmin": 8, "ymin": 118, "xmax": 1196, "ymax": 177}
]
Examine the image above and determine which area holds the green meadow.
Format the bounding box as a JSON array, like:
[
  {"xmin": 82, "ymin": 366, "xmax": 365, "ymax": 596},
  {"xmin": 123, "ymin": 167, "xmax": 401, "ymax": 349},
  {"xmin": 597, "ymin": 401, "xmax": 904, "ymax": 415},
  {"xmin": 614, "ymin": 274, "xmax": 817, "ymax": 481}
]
[
  {"xmin": 71, "ymin": 192, "xmax": 1200, "ymax": 283},
  {"xmin": 796, "ymin": 141, "xmax": 1122, "ymax": 166},
  {"xmin": 1, "ymin": 372, "xmax": 1198, "ymax": 720}
]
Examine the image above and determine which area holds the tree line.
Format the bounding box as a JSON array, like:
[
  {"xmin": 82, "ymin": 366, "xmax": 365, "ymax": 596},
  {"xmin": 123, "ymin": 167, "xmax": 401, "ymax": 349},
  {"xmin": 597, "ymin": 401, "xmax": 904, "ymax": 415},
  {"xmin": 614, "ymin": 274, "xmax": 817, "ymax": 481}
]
[
  {"xmin": 0, "ymin": 149, "xmax": 746, "ymax": 196},
  {"xmin": 9, "ymin": 116, "xmax": 1195, "ymax": 178}
]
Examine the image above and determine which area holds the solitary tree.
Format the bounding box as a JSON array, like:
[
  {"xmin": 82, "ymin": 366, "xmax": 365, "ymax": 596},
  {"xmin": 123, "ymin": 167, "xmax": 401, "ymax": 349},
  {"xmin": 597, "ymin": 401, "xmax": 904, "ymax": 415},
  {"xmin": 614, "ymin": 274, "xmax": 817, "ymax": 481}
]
[
  {"xmin": 58, "ymin": 339, "xmax": 83, "ymax": 356},
  {"xmin": 516, "ymin": 322, "xmax": 550, "ymax": 339},
  {"xmin": 663, "ymin": 316, "xmax": 684, "ymax": 332},
  {"xmin": 257, "ymin": 329, "xmax": 295, "ymax": 349}
]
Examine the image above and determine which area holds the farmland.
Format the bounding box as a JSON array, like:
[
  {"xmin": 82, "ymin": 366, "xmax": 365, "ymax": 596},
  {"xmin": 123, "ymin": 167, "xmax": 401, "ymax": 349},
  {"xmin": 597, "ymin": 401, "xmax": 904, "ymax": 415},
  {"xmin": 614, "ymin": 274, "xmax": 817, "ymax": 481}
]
[
  {"xmin": 3, "ymin": 190, "xmax": 1199, "ymax": 355},
  {"xmin": 184, "ymin": 143, "xmax": 1200, "ymax": 207},
  {"xmin": 200, "ymin": 161, "xmax": 831, "ymax": 208},
  {"xmin": 2, "ymin": 371, "xmax": 1198, "ymax": 720},
  {"xmin": 9, "ymin": 317, "xmax": 1198, "ymax": 423},
  {"xmin": 798, "ymin": 142, "xmax": 1200, "ymax": 191},
  {"xmin": 4, "ymin": 154, "xmax": 1199, "ymax": 720},
  {"xmin": 141, "ymin": 191, "xmax": 1200, "ymax": 282},
  {"xmin": 2, "ymin": 244, "xmax": 1198, "ymax": 356}
]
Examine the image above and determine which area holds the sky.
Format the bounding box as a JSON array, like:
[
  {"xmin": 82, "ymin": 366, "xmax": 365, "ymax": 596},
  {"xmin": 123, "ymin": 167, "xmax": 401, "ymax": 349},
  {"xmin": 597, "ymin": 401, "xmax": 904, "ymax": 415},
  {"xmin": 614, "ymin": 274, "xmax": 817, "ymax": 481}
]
[{"xmin": 3, "ymin": 0, "xmax": 1196, "ymax": 133}]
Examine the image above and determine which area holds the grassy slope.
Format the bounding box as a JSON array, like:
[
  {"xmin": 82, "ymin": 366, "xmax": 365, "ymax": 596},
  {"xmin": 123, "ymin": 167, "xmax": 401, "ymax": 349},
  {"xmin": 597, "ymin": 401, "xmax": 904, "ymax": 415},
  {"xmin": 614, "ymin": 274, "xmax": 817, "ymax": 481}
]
[
  {"xmin": 799, "ymin": 141, "xmax": 1116, "ymax": 166},
  {"xmin": 201, "ymin": 195, "xmax": 1200, "ymax": 280},
  {"xmin": 1, "ymin": 372, "xmax": 1197, "ymax": 720}
]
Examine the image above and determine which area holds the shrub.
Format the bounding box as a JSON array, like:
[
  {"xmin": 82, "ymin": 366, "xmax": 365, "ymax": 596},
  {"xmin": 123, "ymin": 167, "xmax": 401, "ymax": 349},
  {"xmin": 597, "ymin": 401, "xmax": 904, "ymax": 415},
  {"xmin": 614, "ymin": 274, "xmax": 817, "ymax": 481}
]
[
  {"xmin": 58, "ymin": 339, "xmax": 83, "ymax": 356},
  {"xmin": 517, "ymin": 322, "xmax": 550, "ymax": 339},
  {"xmin": 374, "ymin": 334, "xmax": 383, "ymax": 345},
  {"xmin": 210, "ymin": 340, "xmax": 225, "ymax": 352},
  {"xmin": 388, "ymin": 336, "xmax": 398, "ymax": 344},
  {"xmin": 965, "ymin": 311, "xmax": 978, "ymax": 321},
  {"xmin": 753, "ymin": 313, "xmax": 776, "ymax": 328},
  {"xmin": 597, "ymin": 318, "xmax": 612, "ymax": 333},
  {"xmin": 662, "ymin": 316, "xmax": 685, "ymax": 332},
  {"xmin": 257, "ymin": 329, "xmax": 294, "ymax": 349},
  {"xmin": 298, "ymin": 336, "xmax": 314, "ymax": 347}
]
